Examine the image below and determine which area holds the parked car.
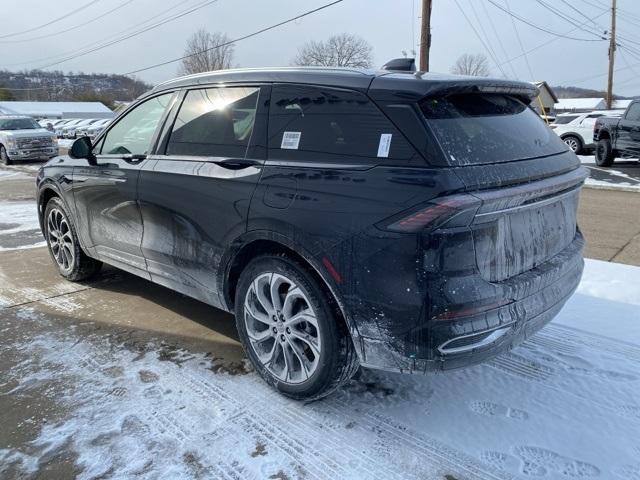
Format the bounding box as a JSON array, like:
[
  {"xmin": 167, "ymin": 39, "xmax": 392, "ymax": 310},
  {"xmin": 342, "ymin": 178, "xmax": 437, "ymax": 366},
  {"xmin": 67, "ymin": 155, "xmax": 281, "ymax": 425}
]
[
  {"xmin": 55, "ymin": 119, "xmax": 83, "ymax": 138},
  {"xmin": 77, "ymin": 118, "xmax": 111, "ymax": 139},
  {"xmin": 593, "ymin": 100, "xmax": 640, "ymax": 166},
  {"xmin": 551, "ymin": 111, "xmax": 622, "ymax": 154},
  {"xmin": 39, "ymin": 118, "xmax": 65, "ymax": 131},
  {"xmin": 62, "ymin": 118, "xmax": 100, "ymax": 139},
  {"xmin": 36, "ymin": 68, "xmax": 588, "ymax": 399},
  {"xmin": 0, "ymin": 115, "xmax": 58, "ymax": 165}
]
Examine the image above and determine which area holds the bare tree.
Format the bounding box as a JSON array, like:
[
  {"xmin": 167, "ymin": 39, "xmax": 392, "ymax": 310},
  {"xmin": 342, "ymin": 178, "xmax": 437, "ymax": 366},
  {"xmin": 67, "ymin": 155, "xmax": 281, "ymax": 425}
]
[
  {"xmin": 450, "ymin": 53, "xmax": 491, "ymax": 77},
  {"xmin": 178, "ymin": 29, "xmax": 235, "ymax": 76},
  {"xmin": 293, "ymin": 33, "xmax": 373, "ymax": 68}
]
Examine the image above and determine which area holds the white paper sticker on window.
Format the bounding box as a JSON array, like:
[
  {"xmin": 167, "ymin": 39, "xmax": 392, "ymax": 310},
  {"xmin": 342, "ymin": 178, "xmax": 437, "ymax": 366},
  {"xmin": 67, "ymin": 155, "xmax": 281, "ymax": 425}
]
[
  {"xmin": 281, "ymin": 131, "xmax": 301, "ymax": 150},
  {"xmin": 377, "ymin": 133, "xmax": 392, "ymax": 158}
]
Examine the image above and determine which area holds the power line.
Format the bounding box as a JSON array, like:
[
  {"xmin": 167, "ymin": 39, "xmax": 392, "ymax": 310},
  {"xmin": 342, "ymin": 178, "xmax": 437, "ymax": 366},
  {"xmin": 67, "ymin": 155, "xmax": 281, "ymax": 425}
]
[
  {"xmin": 504, "ymin": 0, "xmax": 534, "ymax": 79},
  {"xmin": 467, "ymin": 0, "xmax": 509, "ymax": 77},
  {"xmin": 5, "ymin": 0, "xmax": 201, "ymax": 68},
  {"xmin": 452, "ymin": 0, "xmax": 508, "ymax": 77},
  {"xmin": 0, "ymin": 0, "xmax": 102, "ymax": 40},
  {"xmin": 480, "ymin": 0, "xmax": 519, "ymax": 78},
  {"xmin": 122, "ymin": 0, "xmax": 346, "ymax": 75},
  {"xmin": 0, "ymin": 0, "xmax": 135, "ymax": 44},
  {"xmin": 485, "ymin": 0, "xmax": 605, "ymax": 42},
  {"xmin": 533, "ymin": 0, "xmax": 606, "ymax": 40},
  {"xmin": 35, "ymin": 0, "xmax": 220, "ymax": 70}
]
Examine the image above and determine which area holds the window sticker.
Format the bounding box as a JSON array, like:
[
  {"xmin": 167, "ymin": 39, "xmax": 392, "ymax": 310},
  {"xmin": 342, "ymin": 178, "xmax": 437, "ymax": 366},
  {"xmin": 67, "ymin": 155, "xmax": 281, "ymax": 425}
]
[
  {"xmin": 281, "ymin": 131, "xmax": 302, "ymax": 150},
  {"xmin": 377, "ymin": 133, "xmax": 392, "ymax": 158}
]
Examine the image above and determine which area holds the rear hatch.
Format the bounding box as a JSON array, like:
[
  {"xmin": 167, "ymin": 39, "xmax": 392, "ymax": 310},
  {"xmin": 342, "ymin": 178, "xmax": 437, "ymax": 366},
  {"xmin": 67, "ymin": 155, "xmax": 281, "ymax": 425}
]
[{"xmin": 419, "ymin": 91, "xmax": 585, "ymax": 282}]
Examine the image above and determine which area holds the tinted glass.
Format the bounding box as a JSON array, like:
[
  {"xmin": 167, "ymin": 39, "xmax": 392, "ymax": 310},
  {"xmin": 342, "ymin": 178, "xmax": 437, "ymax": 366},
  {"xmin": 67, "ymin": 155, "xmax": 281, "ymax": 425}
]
[
  {"xmin": 626, "ymin": 103, "xmax": 640, "ymax": 121},
  {"xmin": 101, "ymin": 93, "xmax": 172, "ymax": 155},
  {"xmin": 0, "ymin": 118, "xmax": 40, "ymax": 130},
  {"xmin": 268, "ymin": 85, "xmax": 414, "ymax": 162},
  {"xmin": 553, "ymin": 115, "xmax": 579, "ymax": 125},
  {"xmin": 421, "ymin": 94, "xmax": 567, "ymax": 166},
  {"xmin": 167, "ymin": 87, "xmax": 259, "ymax": 157}
]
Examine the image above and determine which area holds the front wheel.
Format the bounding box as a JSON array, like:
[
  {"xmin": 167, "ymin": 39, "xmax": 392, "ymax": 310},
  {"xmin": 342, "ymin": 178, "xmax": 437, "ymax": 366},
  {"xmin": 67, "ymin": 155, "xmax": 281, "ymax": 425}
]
[
  {"xmin": 44, "ymin": 197, "xmax": 102, "ymax": 281},
  {"xmin": 1, "ymin": 145, "xmax": 12, "ymax": 165},
  {"xmin": 595, "ymin": 138, "xmax": 616, "ymax": 167},
  {"xmin": 235, "ymin": 255, "xmax": 359, "ymax": 400}
]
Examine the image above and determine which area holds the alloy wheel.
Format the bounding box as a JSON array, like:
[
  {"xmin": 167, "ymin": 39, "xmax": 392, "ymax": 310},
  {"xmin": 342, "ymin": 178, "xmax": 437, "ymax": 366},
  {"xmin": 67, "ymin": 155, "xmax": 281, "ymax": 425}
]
[
  {"xmin": 47, "ymin": 208, "xmax": 75, "ymax": 274},
  {"xmin": 243, "ymin": 272, "xmax": 321, "ymax": 384},
  {"xmin": 564, "ymin": 137, "xmax": 579, "ymax": 152}
]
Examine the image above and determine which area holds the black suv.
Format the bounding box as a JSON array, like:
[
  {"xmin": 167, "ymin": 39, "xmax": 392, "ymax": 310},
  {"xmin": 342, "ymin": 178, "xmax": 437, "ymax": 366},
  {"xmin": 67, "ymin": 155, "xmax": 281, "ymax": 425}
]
[{"xmin": 37, "ymin": 68, "xmax": 587, "ymax": 399}]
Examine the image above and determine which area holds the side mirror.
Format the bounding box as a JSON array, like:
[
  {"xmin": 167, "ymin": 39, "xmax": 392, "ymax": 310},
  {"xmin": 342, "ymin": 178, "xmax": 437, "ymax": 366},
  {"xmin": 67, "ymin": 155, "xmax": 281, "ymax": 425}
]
[{"xmin": 69, "ymin": 136, "xmax": 96, "ymax": 165}]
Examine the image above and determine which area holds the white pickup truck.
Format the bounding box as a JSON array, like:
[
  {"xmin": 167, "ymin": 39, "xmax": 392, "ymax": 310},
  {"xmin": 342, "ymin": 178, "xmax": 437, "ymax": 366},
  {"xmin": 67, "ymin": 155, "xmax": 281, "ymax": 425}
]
[{"xmin": 0, "ymin": 115, "xmax": 58, "ymax": 165}]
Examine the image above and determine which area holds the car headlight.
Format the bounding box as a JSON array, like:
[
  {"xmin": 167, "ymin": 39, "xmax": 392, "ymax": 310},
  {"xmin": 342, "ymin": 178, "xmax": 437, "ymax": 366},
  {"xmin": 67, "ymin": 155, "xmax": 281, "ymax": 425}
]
[
  {"xmin": 50, "ymin": 136, "xmax": 58, "ymax": 146},
  {"xmin": 5, "ymin": 139, "xmax": 17, "ymax": 148}
]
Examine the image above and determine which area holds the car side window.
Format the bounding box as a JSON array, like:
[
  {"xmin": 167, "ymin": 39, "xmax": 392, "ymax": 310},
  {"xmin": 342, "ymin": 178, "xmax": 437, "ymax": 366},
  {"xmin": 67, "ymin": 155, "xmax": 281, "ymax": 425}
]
[
  {"xmin": 166, "ymin": 87, "xmax": 260, "ymax": 157},
  {"xmin": 626, "ymin": 103, "xmax": 640, "ymax": 121},
  {"xmin": 100, "ymin": 93, "xmax": 173, "ymax": 155},
  {"xmin": 268, "ymin": 84, "xmax": 414, "ymax": 162}
]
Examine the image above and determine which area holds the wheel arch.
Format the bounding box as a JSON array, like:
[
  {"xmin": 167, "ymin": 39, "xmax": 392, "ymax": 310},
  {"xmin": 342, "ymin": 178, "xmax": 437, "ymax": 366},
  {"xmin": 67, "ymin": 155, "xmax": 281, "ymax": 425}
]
[
  {"xmin": 597, "ymin": 129, "xmax": 611, "ymax": 141},
  {"xmin": 221, "ymin": 232, "xmax": 362, "ymax": 347},
  {"xmin": 37, "ymin": 183, "xmax": 62, "ymax": 230}
]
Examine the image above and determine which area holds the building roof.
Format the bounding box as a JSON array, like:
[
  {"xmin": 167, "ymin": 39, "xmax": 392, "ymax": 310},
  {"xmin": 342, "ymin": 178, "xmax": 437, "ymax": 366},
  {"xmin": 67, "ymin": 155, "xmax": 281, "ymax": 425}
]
[
  {"xmin": 611, "ymin": 99, "xmax": 633, "ymax": 109},
  {"xmin": 532, "ymin": 81, "xmax": 558, "ymax": 103},
  {"xmin": 0, "ymin": 101, "xmax": 113, "ymax": 118},
  {"xmin": 555, "ymin": 98, "xmax": 605, "ymax": 110}
]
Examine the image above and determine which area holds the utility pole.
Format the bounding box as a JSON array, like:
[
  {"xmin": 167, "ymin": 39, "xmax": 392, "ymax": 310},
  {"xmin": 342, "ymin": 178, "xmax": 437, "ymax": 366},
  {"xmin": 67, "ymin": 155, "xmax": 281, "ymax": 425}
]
[
  {"xmin": 419, "ymin": 0, "xmax": 433, "ymax": 71},
  {"xmin": 606, "ymin": 0, "xmax": 617, "ymax": 109}
]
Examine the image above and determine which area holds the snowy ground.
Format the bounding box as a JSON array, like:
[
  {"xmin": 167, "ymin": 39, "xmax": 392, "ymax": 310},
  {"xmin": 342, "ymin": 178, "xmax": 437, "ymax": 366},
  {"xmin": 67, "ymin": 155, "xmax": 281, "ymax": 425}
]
[
  {"xmin": 0, "ymin": 200, "xmax": 45, "ymax": 251},
  {"xmin": 1, "ymin": 258, "xmax": 639, "ymax": 480},
  {"xmin": 578, "ymin": 155, "xmax": 640, "ymax": 192}
]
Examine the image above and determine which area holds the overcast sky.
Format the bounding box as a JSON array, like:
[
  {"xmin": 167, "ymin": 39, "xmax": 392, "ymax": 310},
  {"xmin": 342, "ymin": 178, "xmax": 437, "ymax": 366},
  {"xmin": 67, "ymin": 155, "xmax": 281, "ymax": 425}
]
[{"xmin": 1, "ymin": 0, "xmax": 639, "ymax": 96}]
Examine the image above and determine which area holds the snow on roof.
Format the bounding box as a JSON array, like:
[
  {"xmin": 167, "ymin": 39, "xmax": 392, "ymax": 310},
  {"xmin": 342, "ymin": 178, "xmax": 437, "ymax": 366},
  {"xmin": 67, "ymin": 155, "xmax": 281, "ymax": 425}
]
[
  {"xmin": 611, "ymin": 99, "xmax": 633, "ymax": 109},
  {"xmin": 0, "ymin": 101, "xmax": 113, "ymax": 118},
  {"xmin": 556, "ymin": 98, "xmax": 605, "ymax": 109}
]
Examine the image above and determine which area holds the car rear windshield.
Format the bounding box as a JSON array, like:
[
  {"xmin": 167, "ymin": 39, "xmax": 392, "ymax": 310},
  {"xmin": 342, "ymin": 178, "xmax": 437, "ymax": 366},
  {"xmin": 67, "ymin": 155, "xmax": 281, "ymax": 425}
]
[
  {"xmin": 0, "ymin": 118, "xmax": 40, "ymax": 130},
  {"xmin": 420, "ymin": 93, "xmax": 566, "ymax": 166}
]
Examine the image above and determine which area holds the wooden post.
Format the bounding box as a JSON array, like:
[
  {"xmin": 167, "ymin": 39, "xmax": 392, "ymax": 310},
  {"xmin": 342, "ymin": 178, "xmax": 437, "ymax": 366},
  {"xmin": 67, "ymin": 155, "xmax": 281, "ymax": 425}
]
[
  {"xmin": 419, "ymin": 0, "xmax": 432, "ymax": 71},
  {"xmin": 606, "ymin": 0, "xmax": 616, "ymax": 109}
]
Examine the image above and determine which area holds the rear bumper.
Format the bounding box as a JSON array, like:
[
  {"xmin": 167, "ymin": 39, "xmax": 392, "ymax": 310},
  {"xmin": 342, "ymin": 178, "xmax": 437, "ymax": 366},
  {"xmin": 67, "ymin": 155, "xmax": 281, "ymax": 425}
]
[{"xmin": 358, "ymin": 229, "xmax": 584, "ymax": 373}]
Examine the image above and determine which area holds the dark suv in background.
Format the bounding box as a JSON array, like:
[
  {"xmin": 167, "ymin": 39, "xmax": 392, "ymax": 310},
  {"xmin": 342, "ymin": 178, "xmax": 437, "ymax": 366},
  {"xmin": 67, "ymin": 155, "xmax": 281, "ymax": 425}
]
[{"xmin": 37, "ymin": 68, "xmax": 587, "ymax": 399}]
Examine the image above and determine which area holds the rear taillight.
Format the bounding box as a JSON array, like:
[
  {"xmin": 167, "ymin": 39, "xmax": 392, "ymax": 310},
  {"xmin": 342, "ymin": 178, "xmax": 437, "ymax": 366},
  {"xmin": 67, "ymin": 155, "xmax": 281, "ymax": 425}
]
[{"xmin": 379, "ymin": 194, "xmax": 480, "ymax": 233}]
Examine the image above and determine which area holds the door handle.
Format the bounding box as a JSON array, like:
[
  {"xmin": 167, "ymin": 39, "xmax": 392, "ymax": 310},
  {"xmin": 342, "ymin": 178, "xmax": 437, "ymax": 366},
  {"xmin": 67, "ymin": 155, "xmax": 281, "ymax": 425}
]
[
  {"xmin": 213, "ymin": 158, "xmax": 262, "ymax": 170},
  {"xmin": 122, "ymin": 154, "xmax": 147, "ymax": 164}
]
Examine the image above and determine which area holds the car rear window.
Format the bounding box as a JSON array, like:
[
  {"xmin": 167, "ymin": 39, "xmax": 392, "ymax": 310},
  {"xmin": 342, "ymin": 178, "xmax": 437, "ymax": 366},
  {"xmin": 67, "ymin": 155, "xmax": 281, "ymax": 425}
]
[
  {"xmin": 553, "ymin": 115, "xmax": 579, "ymax": 124},
  {"xmin": 420, "ymin": 93, "xmax": 567, "ymax": 166}
]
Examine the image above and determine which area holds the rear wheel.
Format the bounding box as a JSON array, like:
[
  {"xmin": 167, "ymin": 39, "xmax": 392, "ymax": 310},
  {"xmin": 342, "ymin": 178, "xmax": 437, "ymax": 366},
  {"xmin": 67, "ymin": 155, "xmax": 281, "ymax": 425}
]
[
  {"xmin": 1, "ymin": 145, "xmax": 12, "ymax": 165},
  {"xmin": 44, "ymin": 197, "xmax": 102, "ymax": 281},
  {"xmin": 563, "ymin": 135, "xmax": 583, "ymax": 154},
  {"xmin": 235, "ymin": 255, "xmax": 359, "ymax": 400},
  {"xmin": 595, "ymin": 138, "xmax": 615, "ymax": 167}
]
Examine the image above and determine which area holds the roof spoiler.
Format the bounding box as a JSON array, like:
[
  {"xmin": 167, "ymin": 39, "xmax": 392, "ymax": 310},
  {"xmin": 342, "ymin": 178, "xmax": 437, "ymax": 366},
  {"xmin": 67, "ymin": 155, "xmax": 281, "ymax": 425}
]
[
  {"xmin": 381, "ymin": 58, "xmax": 416, "ymax": 72},
  {"xmin": 369, "ymin": 76, "xmax": 540, "ymax": 104}
]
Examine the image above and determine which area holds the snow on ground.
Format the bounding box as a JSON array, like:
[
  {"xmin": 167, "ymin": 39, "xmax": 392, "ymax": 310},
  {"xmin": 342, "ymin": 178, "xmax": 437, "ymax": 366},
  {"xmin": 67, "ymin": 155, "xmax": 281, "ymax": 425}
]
[
  {"xmin": 0, "ymin": 200, "xmax": 45, "ymax": 251},
  {"xmin": 2, "ymin": 260, "xmax": 639, "ymax": 479},
  {"xmin": 578, "ymin": 155, "xmax": 640, "ymax": 191}
]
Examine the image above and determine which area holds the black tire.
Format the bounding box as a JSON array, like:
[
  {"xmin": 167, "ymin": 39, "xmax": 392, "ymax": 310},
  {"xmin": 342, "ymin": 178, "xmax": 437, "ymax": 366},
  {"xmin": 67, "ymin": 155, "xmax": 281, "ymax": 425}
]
[
  {"xmin": 595, "ymin": 138, "xmax": 616, "ymax": 167},
  {"xmin": 235, "ymin": 254, "xmax": 359, "ymax": 401},
  {"xmin": 44, "ymin": 196, "xmax": 102, "ymax": 281},
  {"xmin": 562, "ymin": 135, "xmax": 583, "ymax": 154},
  {"xmin": 1, "ymin": 145, "xmax": 12, "ymax": 165}
]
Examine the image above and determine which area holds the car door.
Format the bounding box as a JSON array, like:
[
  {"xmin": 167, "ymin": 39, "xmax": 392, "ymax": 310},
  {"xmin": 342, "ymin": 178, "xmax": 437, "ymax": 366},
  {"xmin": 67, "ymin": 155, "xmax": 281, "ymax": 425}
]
[
  {"xmin": 619, "ymin": 102, "xmax": 640, "ymax": 156},
  {"xmin": 137, "ymin": 85, "xmax": 268, "ymax": 307},
  {"xmin": 72, "ymin": 92, "xmax": 176, "ymax": 277}
]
